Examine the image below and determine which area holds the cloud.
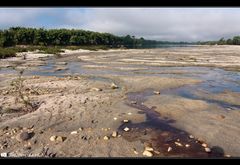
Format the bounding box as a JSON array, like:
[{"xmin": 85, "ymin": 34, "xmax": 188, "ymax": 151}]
[
  {"xmin": 63, "ymin": 8, "xmax": 240, "ymax": 41},
  {"xmin": 1, "ymin": 8, "xmax": 240, "ymax": 41}
]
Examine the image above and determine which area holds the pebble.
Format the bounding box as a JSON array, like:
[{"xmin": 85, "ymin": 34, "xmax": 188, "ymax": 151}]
[
  {"xmin": 112, "ymin": 131, "xmax": 117, "ymax": 138},
  {"xmin": 134, "ymin": 151, "xmax": 139, "ymax": 155},
  {"xmin": 127, "ymin": 112, "xmax": 132, "ymax": 115},
  {"xmin": 185, "ymin": 144, "xmax": 190, "ymax": 148},
  {"xmin": 56, "ymin": 136, "xmax": 66, "ymax": 142},
  {"xmin": 143, "ymin": 150, "xmax": 153, "ymax": 157},
  {"xmin": 131, "ymin": 101, "xmax": 137, "ymax": 104},
  {"xmin": 167, "ymin": 147, "xmax": 172, "ymax": 152},
  {"xmin": 79, "ymin": 127, "xmax": 83, "ymax": 131},
  {"xmin": 225, "ymin": 154, "xmax": 231, "ymax": 157},
  {"xmin": 175, "ymin": 142, "xmax": 183, "ymax": 147},
  {"xmin": 123, "ymin": 127, "xmax": 130, "ymax": 132},
  {"xmin": 205, "ymin": 147, "xmax": 211, "ymax": 153},
  {"xmin": 202, "ymin": 143, "xmax": 208, "ymax": 148},
  {"xmin": 153, "ymin": 91, "xmax": 160, "ymax": 95},
  {"xmin": 91, "ymin": 88, "xmax": 102, "ymax": 91},
  {"xmin": 123, "ymin": 120, "xmax": 129, "ymax": 123},
  {"xmin": 145, "ymin": 146, "xmax": 154, "ymax": 151},
  {"xmin": 16, "ymin": 132, "xmax": 32, "ymax": 142},
  {"xmin": 111, "ymin": 83, "xmax": 118, "ymax": 89},
  {"xmin": 103, "ymin": 136, "xmax": 109, "ymax": 140},
  {"xmin": 50, "ymin": 136, "xmax": 57, "ymax": 142},
  {"xmin": 113, "ymin": 117, "xmax": 117, "ymax": 120},
  {"xmin": 0, "ymin": 152, "xmax": 8, "ymax": 157},
  {"xmin": 189, "ymin": 135, "xmax": 194, "ymax": 139},
  {"xmin": 70, "ymin": 131, "xmax": 78, "ymax": 135},
  {"xmin": 154, "ymin": 151, "xmax": 161, "ymax": 155}
]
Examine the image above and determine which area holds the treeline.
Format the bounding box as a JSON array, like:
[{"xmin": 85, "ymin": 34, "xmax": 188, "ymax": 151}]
[
  {"xmin": 0, "ymin": 27, "xmax": 159, "ymax": 48},
  {"xmin": 198, "ymin": 36, "xmax": 240, "ymax": 45}
]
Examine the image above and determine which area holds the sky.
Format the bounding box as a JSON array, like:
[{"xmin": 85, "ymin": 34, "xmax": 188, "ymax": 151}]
[{"xmin": 0, "ymin": 8, "xmax": 240, "ymax": 41}]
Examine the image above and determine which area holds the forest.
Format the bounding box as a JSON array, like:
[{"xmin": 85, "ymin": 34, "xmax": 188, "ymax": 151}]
[{"xmin": 0, "ymin": 27, "xmax": 158, "ymax": 48}]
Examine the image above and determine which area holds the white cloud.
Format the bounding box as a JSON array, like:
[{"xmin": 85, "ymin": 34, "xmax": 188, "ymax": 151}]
[
  {"xmin": 63, "ymin": 8, "xmax": 240, "ymax": 41},
  {"xmin": 1, "ymin": 8, "xmax": 240, "ymax": 41}
]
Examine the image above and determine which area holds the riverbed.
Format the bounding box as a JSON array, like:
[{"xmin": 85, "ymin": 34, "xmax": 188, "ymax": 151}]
[{"xmin": 0, "ymin": 45, "xmax": 239, "ymax": 157}]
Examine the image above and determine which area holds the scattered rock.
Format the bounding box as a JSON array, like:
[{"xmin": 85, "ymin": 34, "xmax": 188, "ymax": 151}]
[
  {"xmin": 202, "ymin": 143, "xmax": 208, "ymax": 148},
  {"xmin": 90, "ymin": 87, "xmax": 102, "ymax": 92},
  {"xmin": 55, "ymin": 67, "xmax": 68, "ymax": 71},
  {"xmin": 167, "ymin": 147, "xmax": 172, "ymax": 152},
  {"xmin": 134, "ymin": 150, "xmax": 139, "ymax": 155},
  {"xmin": 50, "ymin": 136, "xmax": 57, "ymax": 142},
  {"xmin": 189, "ymin": 135, "xmax": 194, "ymax": 139},
  {"xmin": 145, "ymin": 146, "xmax": 154, "ymax": 151},
  {"xmin": 111, "ymin": 83, "xmax": 118, "ymax": 89},
  {"xmin": 131, "ymin": 101, "xmax": 137, "ymax": 104},
  {"xmin": 185, "ymin": 144, "xmax": 190, "ymax": 148},
  {"xmin": 32, "ymin": 76, "xmax": 39, "ymax": 79},
  {"xmin": 127, "ymin": 112, "xmax": 132, "ymax": 115},
  {"xmin": 143, "ymin": 150, "xmax": 153, "ymax": 157},
  {"xmin": 123, "ymin": 120, "xmax": 129, "ymax": 123},
  {"xmin": 56, "ymin": 136, "xmax": 66, "ymax": 142},
  {"xmin": 153, "ymin": 91, "xmax": 160, "ymax": 95},
  {"xmin": 16, "ymin": 132, "xmax": 32, "ymax": 142},
  {"xmin": 112, "ymin": 131, "xmax": 117, "ymax": 138},
  {"xmin": 175, "ymin": 142, "xmax": 183, "ymax": 147},
  {"xmin": 103, "ymin": 136, "xmax": 109, "ymax": 140},
  {"xmin": 123, "ymin": 127, "xmax": 130, "ymax": 132},
  {"xmin": 0, "ymin": 152, "xmax": 8, "ymax": 157},
  {"xmin": 154, "ymin": 151, "xmax": 160, "ymax": 155},
  {"xmin": 113, "ymin": 117, "xmax": 117, "ymax": 120},
  {"xmin": 205, "ymin": 147, "xmax": 211, "ymax": 153},
  {"xmin": 70, "ymin": 131, "xmax": 78, "ymax": 135},
  {"xmin": 3, "ymin": 91, "xmax": 9, "ymax": 95},
  {"xmin": 56, "ymin": 62, "xmax": 67, "ymax": 65}
]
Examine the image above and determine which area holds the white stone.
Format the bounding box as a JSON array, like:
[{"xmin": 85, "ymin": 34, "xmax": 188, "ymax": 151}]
[
  {"xmin": 175, "ymin": 142, "xmax": 183, "ymax": 147},
  {"xmin": 134, "ymin": 151, "xmax": 139, "ymax": 155},
  {"xmin": 189, "ymin": 135, "xmax": 194, "ymax": 139},
  {"xmin": 111, "ymin": 83, "xmax": 118, "ymax": 89},
  {"xmin": 112, "ymin": 131, "xmax": 117, "ymax": 137},
  {"xmin": 185, "ymin": 144, "xmax": 190, "ymax": 148},
  {"xmin": 113, "ymin": 117, "xmax": 117, "ymax": 120},
  {"xmin": 145, "ymin": 146, "xmax": 154, "ymax": 151},
  {"xmin": 50, "ymin": 136, "xmax": 57, "ymax": 142},
  {"xmin": 123, "ymin": 120, "xmax": 129, "ymax": 123},
  {"xmin": 70, "ymin": 131, "xmax": 78, "ymax": 135},
  {"xmin": 131, "ymin": 101, "xmax": 137, "ymax": 104},
  {"xmin": 143, "ymin": 150, "xmax": 153, "ymax": 157},
  {"xmin": 167, "ymin": 147, "xmax": 172, "ymax": 152},
  {"xmin": 205, "ymin": 147, "xmax": 211, "ymax": 153},
  {"xmin": 123, "ymin": 127, "xmax": 130, "ymax": 132},
  {"xmin": 153, "ymin": 91, "xmax": 160, "ymax": 95},
  {"xmin": 90, "ymin": 88, "xmax": 102, "ymax": 91},
  {"xmin": 202, "ymin": 143, "xmax": 207, "ymax": 148},
  {"xmin": 103, "ymin": 136, "xmax": 109, "ymax": 140},
  {"xmin": 127, "ymin": 112, "xmax": 132, "ymax": 115},
  {"xmin": 0, "ymin": 152, "xmax": 8, "ymax": 157}
]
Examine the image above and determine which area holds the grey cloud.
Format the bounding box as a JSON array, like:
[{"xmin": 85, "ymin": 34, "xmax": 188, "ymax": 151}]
[{"xmin": 64, "ymin": 8, "xmax": 240, "ymax": 41}]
